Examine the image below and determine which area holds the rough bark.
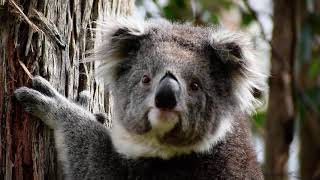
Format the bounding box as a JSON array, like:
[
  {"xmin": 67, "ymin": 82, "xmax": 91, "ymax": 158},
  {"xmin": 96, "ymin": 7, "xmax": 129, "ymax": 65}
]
[
  {"xmin": 264, "ymin": 0, "xmax": 298, "ymax": 179},
  {"xmin": 0, "ymin": 0, "xmax": 134, "ymax": 179}
]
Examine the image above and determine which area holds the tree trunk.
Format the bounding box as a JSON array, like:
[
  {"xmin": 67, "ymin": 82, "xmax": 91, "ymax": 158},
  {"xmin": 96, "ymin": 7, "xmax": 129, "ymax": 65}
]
[
  {"xmin": 299, "ymin": 1, "xmax": 320, "ymax": 179},
  {"xmin": 0, "ymin": 0, "xmax": 134, "ymax": 179},
  {"xmin": 264, "ymin": 0, "xmax": 299, "ymax": 179}
]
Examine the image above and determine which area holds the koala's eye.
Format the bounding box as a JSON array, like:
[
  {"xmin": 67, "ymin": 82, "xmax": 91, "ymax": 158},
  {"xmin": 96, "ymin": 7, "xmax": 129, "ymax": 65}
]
[
  {"xmin": 141, "ymin": 75, "xmax": 151, "ymax": 84},
  {"xmin": 190, "ymin": 82, "xmax": 200, "ymax": 91}
]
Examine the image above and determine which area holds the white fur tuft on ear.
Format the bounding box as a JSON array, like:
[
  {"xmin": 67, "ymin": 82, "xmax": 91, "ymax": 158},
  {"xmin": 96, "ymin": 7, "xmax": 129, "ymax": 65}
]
[
  {"xmin": 94, "ymin": 17, "xmax": 146, "ymax": 36},
  {"xmin": 210, "ymin": 29, "xmax": 268, "ymax": 114},
  {"xmin": 86, "ymin": 17, "xmax": 147, "ymax": 85}
]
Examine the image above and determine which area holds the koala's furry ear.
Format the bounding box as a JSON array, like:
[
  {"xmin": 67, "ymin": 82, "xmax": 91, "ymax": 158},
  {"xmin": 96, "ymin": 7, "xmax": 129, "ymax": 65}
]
[
  {"xmin": 90, "ymin": 17, "xmax": 146, "ymax": 84},
  {"xmin": 209, "ymin": 30, "xmax": 268, "ymax": 113},
  {"xmin": 218, "ymin": 42, "xmax": 244, "ymax": 67},
  {"xmin": 209, "ymin": 33, "xmax": 247, "ymax": 71}
]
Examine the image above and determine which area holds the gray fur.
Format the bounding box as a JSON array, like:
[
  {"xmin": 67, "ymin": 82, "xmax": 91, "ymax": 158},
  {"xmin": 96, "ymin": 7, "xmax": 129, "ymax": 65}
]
[{"xmin": 15, "ymin": 18, "xmax": 266, "ymax": 179}]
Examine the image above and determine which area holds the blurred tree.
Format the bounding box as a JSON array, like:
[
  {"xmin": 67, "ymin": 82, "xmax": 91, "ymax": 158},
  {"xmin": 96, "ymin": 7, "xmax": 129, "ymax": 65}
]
[
  {"xmin": 264, "ymin": 0, "xmax": 298, "ymax": 179},
  {"xmin": 297, "ymin": 1, "xmax": 320, "ymax": 179},
  {"xmin": 0, "ymin": 0, "xmax": 133, "ymax": 179}
]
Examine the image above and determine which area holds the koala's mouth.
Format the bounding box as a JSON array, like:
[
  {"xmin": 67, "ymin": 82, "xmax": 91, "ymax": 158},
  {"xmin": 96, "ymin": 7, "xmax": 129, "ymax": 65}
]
[
  {"xmin": 145, "ymin": 108, "xmax": 203, "ymax": 147},
  {"xmin": 147, "ymin": 108, "xmax": 180, "ymax": 136}
]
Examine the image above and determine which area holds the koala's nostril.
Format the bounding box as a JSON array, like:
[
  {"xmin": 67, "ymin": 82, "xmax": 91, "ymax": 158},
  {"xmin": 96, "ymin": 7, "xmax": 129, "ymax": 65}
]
[
  {"xmin": 155, "ymin": 89, "xmax": 177, "ymax": 110},
  {"xmin": 155, "ymin": 77, "xmax": 179, "ymax": 110}
]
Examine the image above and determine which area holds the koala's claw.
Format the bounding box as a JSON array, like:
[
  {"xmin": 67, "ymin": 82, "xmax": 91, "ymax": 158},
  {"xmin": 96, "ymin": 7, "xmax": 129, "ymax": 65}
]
[
  {"xmin": 15, "ymin": 87, "xmax": 49, "ymax": 104},
  {"xmin": 94, "ymin": 113, "xmax": 108, "ymax": 124},
  {"xmin": 14, "ymin": 86, "xmax": 52, "ymax": 116},
  {"xmin": 31, "ymin": 76, "xmax": 58, "ymax": 97}
]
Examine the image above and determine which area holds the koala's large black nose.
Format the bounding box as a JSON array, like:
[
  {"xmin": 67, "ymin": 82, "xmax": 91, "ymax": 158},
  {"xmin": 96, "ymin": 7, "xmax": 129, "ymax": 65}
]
[{"xmin": 155, "ymin": 73, "xmax": 180, "ymax": 110}]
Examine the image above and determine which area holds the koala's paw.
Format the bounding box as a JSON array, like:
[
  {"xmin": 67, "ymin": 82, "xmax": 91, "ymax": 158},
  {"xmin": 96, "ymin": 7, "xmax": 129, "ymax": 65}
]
[
  {"xmin": 94, "ymin": 113, "xmax": 109, "ymax": 124},
  {"xmin": 14, "ymin": 76, "xmax": 64, "ymax": 128}
]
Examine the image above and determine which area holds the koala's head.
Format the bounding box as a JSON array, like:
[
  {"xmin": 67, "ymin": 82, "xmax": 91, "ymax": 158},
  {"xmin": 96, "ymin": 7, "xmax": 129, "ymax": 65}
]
[{"xmin": 93, "ymin": 18, "xmax": 267, "ymax": 159}]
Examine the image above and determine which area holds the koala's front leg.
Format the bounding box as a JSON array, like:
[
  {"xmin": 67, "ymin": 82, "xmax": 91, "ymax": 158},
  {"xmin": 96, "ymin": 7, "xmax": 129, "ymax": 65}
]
[
  {"xmin": 14, "ymin": 76, "xmax": 96, "ymax": 129},
  {"xmin": 15, "ymin": 76, "xmax": 113, "ymax": 179}
]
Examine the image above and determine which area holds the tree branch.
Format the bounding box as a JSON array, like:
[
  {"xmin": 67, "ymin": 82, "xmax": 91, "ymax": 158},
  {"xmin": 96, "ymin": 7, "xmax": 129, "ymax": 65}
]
[{"xmin": 8, "ymin": 0, "xmax": 41, "ymax": 32}]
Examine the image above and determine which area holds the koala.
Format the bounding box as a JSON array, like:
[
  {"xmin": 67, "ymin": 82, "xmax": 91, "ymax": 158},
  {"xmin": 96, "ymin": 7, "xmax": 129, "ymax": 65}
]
[{"xmin": 15, "ymin": 18, "xmax": 267, "ymax": 179}]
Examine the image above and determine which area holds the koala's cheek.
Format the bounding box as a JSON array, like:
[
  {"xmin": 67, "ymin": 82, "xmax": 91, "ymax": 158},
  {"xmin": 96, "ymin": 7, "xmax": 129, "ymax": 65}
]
[{"xmin": 120, "ymin": 110, "xmax": 150, "ymax": 135}]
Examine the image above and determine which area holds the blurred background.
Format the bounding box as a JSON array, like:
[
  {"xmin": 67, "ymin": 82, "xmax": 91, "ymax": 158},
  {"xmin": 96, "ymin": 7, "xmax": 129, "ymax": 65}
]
[{"xmin": 134, "ymin": 0, "xmax": 320, "ymax": 179}]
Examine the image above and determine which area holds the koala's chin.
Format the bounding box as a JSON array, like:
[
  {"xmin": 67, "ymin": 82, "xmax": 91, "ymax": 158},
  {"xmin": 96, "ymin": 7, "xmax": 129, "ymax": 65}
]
[{"xmin": 147, "ymin": 108, "xmax": 179, "ymax": 137}]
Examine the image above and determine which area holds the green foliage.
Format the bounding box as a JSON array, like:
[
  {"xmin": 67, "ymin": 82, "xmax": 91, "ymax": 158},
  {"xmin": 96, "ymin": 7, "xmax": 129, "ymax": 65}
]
[
  {"xmin": 158, "ymin": 0, "xmax": 253, "ymax": 26},
  {"xmin": 306, "ymin": 88, "xmax": 320, "ymax": 109},
  {"xmin": 162, "ymin": 0, "xmax": 192, "ymax": 21},
  {"xmin": 297, "ymin": 97, "xmax": 307, "ymax": 122},
  {"xmin": 297, "ymin": 87, "xmax": 320, "ymax": 121},
  {"xmin": 252, "ymin": 111, "xmax": 266, "ymax": 129},
  {"xmin": 147, "ymin": 0, "xmax": 235, "ymax": 25},
  {"xmin": 309, "ymin": 14, "xmax": 320, "ymax": 34},
  {"xmin": 309, "ymin": 56, "xmax": 320, "ymax": 79},
  {"xmin": 241, "ymin": 11, "xmax": 255, "ymax": 27},
  {"xmin": 199, "ymin": 0, "xmax": 233, "ymax": 12},
  {"xmin": 210, "ymin": 14, "xmax": 219, "ymax": 24}
]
